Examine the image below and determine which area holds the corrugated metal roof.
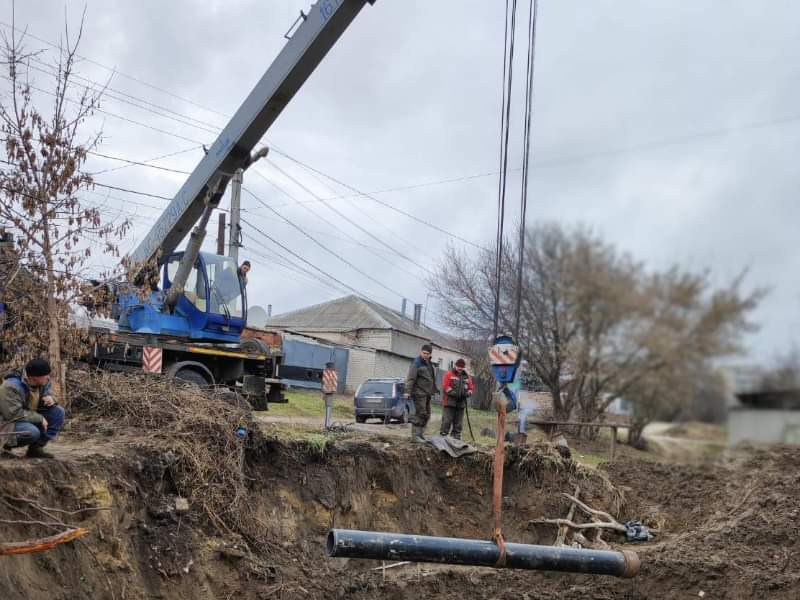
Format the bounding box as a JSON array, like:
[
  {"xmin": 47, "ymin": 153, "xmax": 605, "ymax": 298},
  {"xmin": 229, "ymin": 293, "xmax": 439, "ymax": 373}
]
[{"xmin": 267, "ymin": 295, "xmax": 461, "ymax": 351}]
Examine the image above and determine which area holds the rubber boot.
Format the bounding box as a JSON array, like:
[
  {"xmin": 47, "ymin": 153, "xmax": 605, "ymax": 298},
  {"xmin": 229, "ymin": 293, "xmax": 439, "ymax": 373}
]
[
  {"xmin": 25, "ymin": 444, "xmax": 55, "ymax": 459},
  {"xmin": 411, "ymin": 426, "xmax": 426, "ymax": 443}
]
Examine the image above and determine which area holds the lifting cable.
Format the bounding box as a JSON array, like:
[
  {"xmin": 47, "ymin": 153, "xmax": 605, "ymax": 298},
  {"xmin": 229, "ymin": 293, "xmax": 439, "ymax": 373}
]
[
  {"xmin": 514, "ymin": 0, "xmax": 539, "ymax": 338},
  {"xmin": 490, "ymin": 0, "xmax": 540, "ymax": 568},
  {"xmin": 493, "ymin": 0, "xmax": 518, "ymax": 339}
]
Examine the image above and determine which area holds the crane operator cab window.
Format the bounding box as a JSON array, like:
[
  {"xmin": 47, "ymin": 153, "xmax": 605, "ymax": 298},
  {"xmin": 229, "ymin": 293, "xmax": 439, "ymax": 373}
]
[
  {"xmin": 165, "ymin": 258, "xmax": 207, "ymax": 311},
  {"xmin": 205, "ymin": 255, "xmax": 245, "ymax": 318}
]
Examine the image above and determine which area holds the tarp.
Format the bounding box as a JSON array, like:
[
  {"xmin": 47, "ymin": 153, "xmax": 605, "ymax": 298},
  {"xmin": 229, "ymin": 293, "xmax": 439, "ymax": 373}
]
[{"xmin": 426, "ymin": 435, "xmax": 478, "ymax": 458}]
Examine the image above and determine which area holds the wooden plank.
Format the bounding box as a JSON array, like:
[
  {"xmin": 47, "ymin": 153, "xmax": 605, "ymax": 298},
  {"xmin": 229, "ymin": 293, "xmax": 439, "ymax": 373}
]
[{"xmin": 528, "ymin": 420, "xmax": 630, "ymax": 429}]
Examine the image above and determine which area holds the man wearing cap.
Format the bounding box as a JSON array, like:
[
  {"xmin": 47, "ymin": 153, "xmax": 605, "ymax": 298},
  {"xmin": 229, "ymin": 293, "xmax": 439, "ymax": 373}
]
[
  {"xmin": 404, "ymin": 343, "xmax": 439, "ymax": 442},
  {"xmin": 440, "ymin": 358, "xmax": 475, "ymax": 440},
  {"xmin": 237, "ymin": 261, "xmax": 251, "ymax": 287},
  {"xmin": 0, "ymin": 358, "xmax": 65, "ymax": 459}
]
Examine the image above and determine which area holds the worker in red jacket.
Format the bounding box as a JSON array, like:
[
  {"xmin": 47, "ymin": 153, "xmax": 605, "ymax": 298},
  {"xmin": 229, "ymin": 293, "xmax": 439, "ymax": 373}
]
[{"xmin": 440, "ymin": 358, "xmax": 474, "ymax": 440}]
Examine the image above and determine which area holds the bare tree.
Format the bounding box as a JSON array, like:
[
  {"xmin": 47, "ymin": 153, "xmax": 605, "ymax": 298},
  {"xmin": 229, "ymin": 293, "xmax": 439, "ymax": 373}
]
[
  {"xmin": 429, "ymin": 222, "xmax": 761, "ymax": 433},
  {"xmin": 0, "ymin": 12, "xmax": 129, "ymax": 399},
  {"xmin": 759, "ymin": 346, "xmax": 800, "ymax": 391}
]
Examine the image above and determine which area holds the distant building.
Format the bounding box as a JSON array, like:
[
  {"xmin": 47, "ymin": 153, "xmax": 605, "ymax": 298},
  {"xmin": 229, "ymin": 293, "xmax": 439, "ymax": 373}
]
[
  {"xmin": 729, "ymin": 389, "xmax": 800, "ymax": 446},
  {"xmin": 262, "ymin": 295, "xmax": 465, "ymax": 393}
]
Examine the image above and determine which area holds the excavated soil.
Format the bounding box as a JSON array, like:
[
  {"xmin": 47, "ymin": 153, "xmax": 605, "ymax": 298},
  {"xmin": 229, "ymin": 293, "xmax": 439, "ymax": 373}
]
[{"xmin": 1, "ymin": 396, "xmax": 798, "ymax": 599}]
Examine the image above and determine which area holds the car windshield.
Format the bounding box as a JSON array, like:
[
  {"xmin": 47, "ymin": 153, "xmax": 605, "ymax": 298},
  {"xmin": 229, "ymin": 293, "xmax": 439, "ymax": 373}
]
[{"xmin": 358, "ymin": 382, "xmax": 393, "ymax": 396}]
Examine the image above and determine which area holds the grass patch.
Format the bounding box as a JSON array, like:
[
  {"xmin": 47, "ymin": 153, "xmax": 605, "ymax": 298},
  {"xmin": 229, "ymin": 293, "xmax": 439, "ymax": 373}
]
[
  {"xmin": 661, "ymin": 421, "xmax": 727, "ymax": 442},
  {"xmin": 571, "ymin": 452, "xmax": 607, "ymax": 468},
  {"xmin": 265, "ymin": 389, "xmax": 353, "ymax": 420}
]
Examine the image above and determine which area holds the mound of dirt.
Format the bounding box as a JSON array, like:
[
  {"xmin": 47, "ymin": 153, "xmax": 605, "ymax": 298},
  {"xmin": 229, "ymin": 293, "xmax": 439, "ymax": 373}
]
[{"xmin": 0, "ymin": 371, "xmax": 798, "ymax": 599}]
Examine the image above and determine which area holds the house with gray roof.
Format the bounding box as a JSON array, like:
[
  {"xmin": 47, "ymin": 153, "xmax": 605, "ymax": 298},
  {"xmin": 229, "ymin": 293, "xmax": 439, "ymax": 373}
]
[{"xmin": 265, "ymin": 295, "xmax": 465, "ymax": 392}]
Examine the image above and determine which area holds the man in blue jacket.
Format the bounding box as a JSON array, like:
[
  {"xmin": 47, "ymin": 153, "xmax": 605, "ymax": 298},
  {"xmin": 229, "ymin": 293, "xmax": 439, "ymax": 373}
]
[{"xmin": 0, "ymin": 358, "xmax": 65, "ymax": 459}]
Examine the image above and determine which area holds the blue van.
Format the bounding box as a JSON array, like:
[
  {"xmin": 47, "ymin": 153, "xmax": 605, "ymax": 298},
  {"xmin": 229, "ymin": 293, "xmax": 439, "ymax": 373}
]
[{"xmin": 354, "ymin": 378, "xmax": 415, "ymax": 424}]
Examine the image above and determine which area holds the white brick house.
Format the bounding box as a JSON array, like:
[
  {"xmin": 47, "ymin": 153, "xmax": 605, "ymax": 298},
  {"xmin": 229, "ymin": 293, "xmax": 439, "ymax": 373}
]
[{"xmin": 265, "ymin": 295, "xmax": 465, "ymax": 393}]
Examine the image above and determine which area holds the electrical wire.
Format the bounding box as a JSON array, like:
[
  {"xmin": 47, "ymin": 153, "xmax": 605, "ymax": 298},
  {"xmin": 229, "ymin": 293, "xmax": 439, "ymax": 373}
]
[
  {"xmin": 0, "ymin": 19, "xmax": 229, "ymax": 119},
  {"xmin": 257, "ymin": 160, "xmax": 434, "ymax": 276},
  {"xmin": 241, "ymin": 186, "xmax": 406, "ymax": 299},
  {"xmin": 239, "ymin": 216, "xmax": 380, "ymax": 302},
  {"xmin": 269, "ymin": 147, "xmax": 485, "ymax": 250}
]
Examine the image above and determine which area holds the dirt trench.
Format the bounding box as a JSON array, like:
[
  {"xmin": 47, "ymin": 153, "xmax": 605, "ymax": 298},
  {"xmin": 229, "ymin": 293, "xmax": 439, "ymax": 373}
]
[{"xmin": 1, "ymin": 430, "xmax": 799, "ymax": 600}]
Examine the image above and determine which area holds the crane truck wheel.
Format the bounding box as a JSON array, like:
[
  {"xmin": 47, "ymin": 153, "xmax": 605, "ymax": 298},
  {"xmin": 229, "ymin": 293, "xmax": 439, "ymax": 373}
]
[{"xmin": 173, "ymin": 368, "xmax": 211, "ymax": 388}]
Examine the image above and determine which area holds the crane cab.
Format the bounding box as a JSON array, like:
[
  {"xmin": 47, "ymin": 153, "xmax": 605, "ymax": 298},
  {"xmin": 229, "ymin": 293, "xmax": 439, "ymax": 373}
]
[{"xmin": 116, "ymin": 252, "xmax": 247, "ymax": 343}]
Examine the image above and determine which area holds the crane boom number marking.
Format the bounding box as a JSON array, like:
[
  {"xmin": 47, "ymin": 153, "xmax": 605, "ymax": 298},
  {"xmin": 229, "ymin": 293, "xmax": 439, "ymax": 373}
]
[{"xmin": 320, "ymin": 0, "xmax": 343, "ymax": 22}]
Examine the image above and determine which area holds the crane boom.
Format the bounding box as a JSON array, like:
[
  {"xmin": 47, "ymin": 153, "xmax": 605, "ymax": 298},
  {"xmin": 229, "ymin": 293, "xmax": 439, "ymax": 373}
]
[{"xmin": 130, "ymin": 0, "xmax": 376, "ymax": 266}]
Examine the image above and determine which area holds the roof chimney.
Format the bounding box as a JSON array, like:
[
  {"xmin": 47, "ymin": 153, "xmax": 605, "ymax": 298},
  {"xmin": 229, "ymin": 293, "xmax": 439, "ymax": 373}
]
[
  {"xmin": 413, "ymin": 303, "xmax": 422, "ymax": 327},
  {"xmin": 401, "ymin": 298, "xmax": 408, "ymax": 316},
  {"xmin": 267, "ymin": 304, "xmax": 273, "ymax": 317}
]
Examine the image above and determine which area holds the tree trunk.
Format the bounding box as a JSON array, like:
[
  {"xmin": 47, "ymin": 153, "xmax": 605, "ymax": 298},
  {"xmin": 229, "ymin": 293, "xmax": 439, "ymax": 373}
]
[
  {"xmin": 551, "ymin": 388, "xmax": 570, "ymax": 421},
  {"xmin": 46, "ymin": 292, "xmax": 65, "ymax": 403},
  {"xmin": 41, "ymin": 217, "xmax": 65, "ymax": 405},
  {"xmin": 628, "ymin": 420, "xmax": 647, "ymax": 449}
]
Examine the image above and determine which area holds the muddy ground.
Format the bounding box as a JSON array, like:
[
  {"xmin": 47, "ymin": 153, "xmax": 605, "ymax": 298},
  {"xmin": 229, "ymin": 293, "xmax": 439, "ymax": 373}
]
[{"xmin": 0, "ymin": 385, "xmax": 798, "ymax": 599}]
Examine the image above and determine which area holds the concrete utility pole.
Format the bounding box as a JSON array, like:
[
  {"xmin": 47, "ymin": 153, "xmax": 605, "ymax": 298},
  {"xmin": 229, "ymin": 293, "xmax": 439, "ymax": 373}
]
[
  {"xmin": 228, "ymin": 168, "xmax": 243, "ymax": 262},
  {"xmin": 217, "ymin": 212, "xmax": 226, "ymax": 255}
]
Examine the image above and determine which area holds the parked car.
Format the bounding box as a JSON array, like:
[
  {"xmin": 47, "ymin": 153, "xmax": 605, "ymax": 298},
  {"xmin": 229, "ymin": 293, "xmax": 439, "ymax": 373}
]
[{"xmin": 354, "ymin": 378, "xmax": 415, "ymax": 424}]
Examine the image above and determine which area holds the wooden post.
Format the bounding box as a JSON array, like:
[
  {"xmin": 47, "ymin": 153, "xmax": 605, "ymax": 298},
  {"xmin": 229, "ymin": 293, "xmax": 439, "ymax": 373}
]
[{"xmin": 609, "ymin": 426, "xmax": 617, "ymax": 462}]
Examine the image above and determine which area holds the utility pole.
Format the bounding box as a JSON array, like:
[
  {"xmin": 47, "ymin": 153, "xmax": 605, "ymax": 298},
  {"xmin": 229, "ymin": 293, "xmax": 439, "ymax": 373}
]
[
  {"xmin": 228, "ymin": 168, "xmax": 243, "ymax": 262},
  {"xmin": 216, "ymin": 212, "xmax": 226, "ymax": 255}
]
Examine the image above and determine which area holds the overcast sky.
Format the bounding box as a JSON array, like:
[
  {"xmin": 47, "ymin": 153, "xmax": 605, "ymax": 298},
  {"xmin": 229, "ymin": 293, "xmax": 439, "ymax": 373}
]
[{"xmin": 3, "ymin": 0, "xmax": 799, "ymax": 364}]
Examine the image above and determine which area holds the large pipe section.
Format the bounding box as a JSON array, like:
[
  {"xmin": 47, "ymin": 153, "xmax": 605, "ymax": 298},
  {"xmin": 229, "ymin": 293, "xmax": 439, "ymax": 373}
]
[{"xmin": 327, "ymin": 529, "xmax": 640, "ymax": 578}]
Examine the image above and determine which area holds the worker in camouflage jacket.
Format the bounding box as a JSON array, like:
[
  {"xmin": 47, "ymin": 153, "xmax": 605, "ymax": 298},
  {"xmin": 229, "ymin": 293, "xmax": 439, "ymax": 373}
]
[
  {"xmin": 440, "ymin": 358, "xmax": 475, "ymax": 439},
  {"xmin": 404, "ymin": 343, "xmax": 439, "ymax": 443},
  {"xmin": 0, "ymin": 358, "xmax": 65, "ymax": 459}
]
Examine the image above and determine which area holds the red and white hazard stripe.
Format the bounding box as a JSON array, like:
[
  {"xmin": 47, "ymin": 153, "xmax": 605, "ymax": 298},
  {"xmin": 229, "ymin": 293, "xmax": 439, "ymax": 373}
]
[
  {"xmin": 322, "ymin": 368, "xmax": 338, "ymax": 394},
  {"xmin": 143, "ymin": 346, "xmax": 163, "ymax": 374},
  {"xmin": 488, "ymin": 344, "xmax": 520, "ymax": 365}
]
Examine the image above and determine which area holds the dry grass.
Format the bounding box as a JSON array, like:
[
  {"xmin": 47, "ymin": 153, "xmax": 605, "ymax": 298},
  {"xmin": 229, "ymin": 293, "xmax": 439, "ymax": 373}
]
[{"xmin": 68, "ymin": 369, "xmax": 254, "ymax": 536}]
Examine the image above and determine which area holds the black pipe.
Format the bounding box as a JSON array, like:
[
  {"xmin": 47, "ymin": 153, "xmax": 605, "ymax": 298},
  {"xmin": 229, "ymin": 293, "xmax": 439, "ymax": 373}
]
[{"xmin": 327, "ymin": 529, "xmax": 639, "ymax": 578}]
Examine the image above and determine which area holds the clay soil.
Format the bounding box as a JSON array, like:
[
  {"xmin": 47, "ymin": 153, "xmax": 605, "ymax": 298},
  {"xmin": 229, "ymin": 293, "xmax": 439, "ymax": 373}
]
[{"xmin": 0, "ymin": 379, "xmax": 798, "ymax": 599}]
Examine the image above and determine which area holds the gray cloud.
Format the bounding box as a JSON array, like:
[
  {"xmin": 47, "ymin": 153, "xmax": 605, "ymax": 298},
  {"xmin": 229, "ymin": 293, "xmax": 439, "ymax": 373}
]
[{"xmin": 4, "ymin": 0, "xmax": 799, "ymax": 361}]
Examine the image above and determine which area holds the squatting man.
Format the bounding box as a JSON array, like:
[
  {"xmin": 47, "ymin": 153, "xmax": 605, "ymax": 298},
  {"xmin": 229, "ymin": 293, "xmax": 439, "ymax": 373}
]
[{"xmin": 0, "ymin": 358, "xmax": 66, "ymax": 459}]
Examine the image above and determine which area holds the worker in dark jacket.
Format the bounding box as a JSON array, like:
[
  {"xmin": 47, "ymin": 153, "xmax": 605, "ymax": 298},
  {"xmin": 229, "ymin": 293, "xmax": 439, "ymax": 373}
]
[
  {"xmin": 0, "ymin": 358, "xmax": 65, "ymax": 459},
  {"xmin": 404, "ymin": 343, "xmax": 438, "ymax": 442},
  {"xmin": 440, "ymin": 358, "xmax": 474, "ymax": 439}
]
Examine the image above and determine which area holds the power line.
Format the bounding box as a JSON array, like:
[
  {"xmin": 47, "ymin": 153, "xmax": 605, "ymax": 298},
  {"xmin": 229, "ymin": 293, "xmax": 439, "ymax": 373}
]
[
  {"xmin": 267, "ymin": 150, "xmax": 419, "ymax": 250},
  {"xmin": 240, "ymin": 242, "xmax": 350, "ymax": 297},
  {"xmin": 0, "ymin": 74, "xmax": 209, "ymax": 146},
  {"xmin": 240, "ymin": 216, "xmax": 377, "ymax": 302},
  {"xmin": 87, "ymin": 145, "xmax": 202, "ymax": 176},
  {"xmin": 88, "ymin": 150, "xmax": 192, "ymax": 175},
  {"xmin": 24, "ymin": 58, "xmax": 224, "ymax": 136},
  {"xmin": 0, "ymin": 20, "xmax": 229, "ymax": 119},
  {"xmin": 242, "ymin": 196, "xmax": 417, "ymax": 261},
  {"xmin": 248, "ymin": 166, "xmax": 408, "ymax": 260},
  {"xmin": 258, "ymin": 160, "xmax": 435, "ymax": 277},
  {"xmin": 91, "ymin": 181, "xmax": 172, "ymax": 201},
  {"xmin": 269, "ymin": 147, "xmax": 486, "ymax": 250},
  {"xmin": 241, "ymin": 186, "xmax": 407, "ymax": 299}
]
